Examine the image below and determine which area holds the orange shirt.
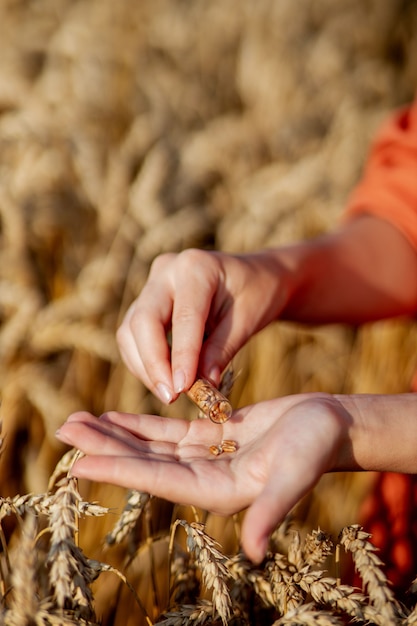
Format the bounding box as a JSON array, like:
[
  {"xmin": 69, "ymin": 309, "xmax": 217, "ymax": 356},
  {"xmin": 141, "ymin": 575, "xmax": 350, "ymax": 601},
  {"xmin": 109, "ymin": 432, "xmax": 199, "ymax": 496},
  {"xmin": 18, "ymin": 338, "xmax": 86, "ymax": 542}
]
[{"xmin": 345, "ymin": 100, "xmax": 417, "ymax": 254}]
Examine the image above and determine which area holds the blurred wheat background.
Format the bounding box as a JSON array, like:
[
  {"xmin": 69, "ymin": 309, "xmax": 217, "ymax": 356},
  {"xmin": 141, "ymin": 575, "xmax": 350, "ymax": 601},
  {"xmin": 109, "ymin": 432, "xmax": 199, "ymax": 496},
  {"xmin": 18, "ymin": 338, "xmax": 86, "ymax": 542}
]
[{"xmin": 1, "ymin": 1, "xmax": 417, "ymax": 624}]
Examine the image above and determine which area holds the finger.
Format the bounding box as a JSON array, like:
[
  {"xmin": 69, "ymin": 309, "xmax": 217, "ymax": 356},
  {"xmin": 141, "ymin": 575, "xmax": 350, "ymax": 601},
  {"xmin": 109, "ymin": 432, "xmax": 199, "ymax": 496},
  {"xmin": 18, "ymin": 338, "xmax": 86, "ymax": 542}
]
[
  {"xmin": 59, "ymin": 411, "xmax": 226, "ymax": 461},
  {"xmin": 116, "ymin": 304, "xmax": 155, "ymax": 389},
  {"xmin": 71, "ymin": 453, "xmax": 235, "ymax": 514},
  {"xmin": 57, "ymin": 414, "xmax": 177, "ymax": 457},
  {"xmin": 169, "ymin": 249, "xmax": 220, "ymax": 393},
  {"xmin": 199, "ymin": 295, "xmax": 267, "ymax": 382},
  {"xmin": 63, "ymin": 410, "xmax": 190, "ymax": 445},
  {"xmin": 117, "ymin": 293, "xmax": 174, "ymax": 404},
  {"xmin": 241, "ymin": 473, "xmax": 312, "ymax": 564},
  {"xmin": 101, "ymin": 410, "xmax": 222, "ymax": 446},
  {"xmin": 199, "ymin": 311, "xmax": 245, "ymax": 381}
]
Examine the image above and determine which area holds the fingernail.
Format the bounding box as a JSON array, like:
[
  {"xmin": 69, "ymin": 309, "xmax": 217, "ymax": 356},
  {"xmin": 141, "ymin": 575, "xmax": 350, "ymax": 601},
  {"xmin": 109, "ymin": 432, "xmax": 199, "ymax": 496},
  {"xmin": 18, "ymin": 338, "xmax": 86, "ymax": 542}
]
[
  {"xmin": 173, "ymin": 369, "xmax": 186, "ymax": 394},
  {"xmin": 55, "ymin": 428, "xmax": 70, "ymax": 444},
  {"xmin": 156, "ymin": 382, "xmax": 173, "ymax": 404}
]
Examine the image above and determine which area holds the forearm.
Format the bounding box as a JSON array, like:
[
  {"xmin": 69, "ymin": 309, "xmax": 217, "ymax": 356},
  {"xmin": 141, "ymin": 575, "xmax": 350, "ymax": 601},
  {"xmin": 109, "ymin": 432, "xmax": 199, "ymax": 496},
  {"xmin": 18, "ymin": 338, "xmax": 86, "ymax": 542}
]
[
  {"xmin": 334, "ymin": 393, "xmax": 417, "ymax": 474},
  {"xmin": 275, "ymin": 214, "xmax": 417, "ymax": 325}
]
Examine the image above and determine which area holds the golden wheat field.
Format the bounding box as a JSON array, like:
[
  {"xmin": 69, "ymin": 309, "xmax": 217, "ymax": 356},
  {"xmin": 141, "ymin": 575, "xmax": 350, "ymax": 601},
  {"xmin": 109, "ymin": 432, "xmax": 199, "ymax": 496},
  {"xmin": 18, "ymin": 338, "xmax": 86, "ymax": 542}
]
[{"xmin": 1, "ymin": 0, "xmax": 417, "ymax": 624}]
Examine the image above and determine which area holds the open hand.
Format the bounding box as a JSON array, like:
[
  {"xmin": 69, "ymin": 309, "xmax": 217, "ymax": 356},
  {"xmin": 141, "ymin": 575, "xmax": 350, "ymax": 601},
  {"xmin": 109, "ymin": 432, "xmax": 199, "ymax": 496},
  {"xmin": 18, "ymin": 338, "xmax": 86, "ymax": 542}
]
[{"xmin": 56, "ymin": 393, "xmax": 348, "ymax": 563}]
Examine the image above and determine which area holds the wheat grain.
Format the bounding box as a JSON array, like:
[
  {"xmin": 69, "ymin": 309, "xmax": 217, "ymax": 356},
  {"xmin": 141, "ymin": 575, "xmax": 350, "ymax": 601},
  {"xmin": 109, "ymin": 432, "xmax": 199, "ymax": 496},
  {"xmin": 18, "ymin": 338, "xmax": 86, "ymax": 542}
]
[
  {"xmin": 220, "ymin": 440, "xmax": 237, "ymax": 453},
  {"xmin": 209, "ymin": 444, "xmax": 223, "ymax": 456}
]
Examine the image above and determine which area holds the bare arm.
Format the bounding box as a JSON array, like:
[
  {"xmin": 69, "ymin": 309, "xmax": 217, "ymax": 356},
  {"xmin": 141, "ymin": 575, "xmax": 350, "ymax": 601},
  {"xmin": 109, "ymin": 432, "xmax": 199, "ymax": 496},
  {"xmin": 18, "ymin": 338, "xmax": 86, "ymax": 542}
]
[
  {"xmin": 117, "ymin": 213, "xmax": 417, "ymax": 403},
  {"xmin": 280, "ymin": 214, "xmax": 417, "ymax": 324}
]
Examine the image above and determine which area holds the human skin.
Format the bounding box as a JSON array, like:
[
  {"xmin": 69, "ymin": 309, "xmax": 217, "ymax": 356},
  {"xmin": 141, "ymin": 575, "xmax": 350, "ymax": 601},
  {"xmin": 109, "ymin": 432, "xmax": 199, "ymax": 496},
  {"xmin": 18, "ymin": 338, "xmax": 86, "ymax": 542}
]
[
  {"xmin": 116, "ymin": 214, "xmax": 417, "ymax": 405},
  {"xmin": 57, "ymin": 392, "xmax": 417, "ymax": 564},
  {"xmin": 57, "ymin": 212, "xmax": 417, "ymax": 562}
]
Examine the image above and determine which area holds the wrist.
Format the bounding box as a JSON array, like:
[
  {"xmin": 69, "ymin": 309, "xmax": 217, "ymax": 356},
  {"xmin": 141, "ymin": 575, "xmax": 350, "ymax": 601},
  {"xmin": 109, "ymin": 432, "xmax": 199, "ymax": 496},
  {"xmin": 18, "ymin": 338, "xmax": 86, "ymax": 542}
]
[{"xmin": 332, "ymin": 393, "xmax": 417, "ymax": 474}]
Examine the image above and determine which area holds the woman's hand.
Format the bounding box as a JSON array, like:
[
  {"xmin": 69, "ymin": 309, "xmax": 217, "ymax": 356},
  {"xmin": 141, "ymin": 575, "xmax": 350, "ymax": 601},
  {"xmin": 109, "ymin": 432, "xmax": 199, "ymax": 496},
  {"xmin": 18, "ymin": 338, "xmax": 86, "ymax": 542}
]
[
  {"xmin": 116, "ymin": 249, "xmax": 291, "ymax": 404},
  {"xmin": 56, "ymin": 393, "xmax": 349, "ymax": 563}
]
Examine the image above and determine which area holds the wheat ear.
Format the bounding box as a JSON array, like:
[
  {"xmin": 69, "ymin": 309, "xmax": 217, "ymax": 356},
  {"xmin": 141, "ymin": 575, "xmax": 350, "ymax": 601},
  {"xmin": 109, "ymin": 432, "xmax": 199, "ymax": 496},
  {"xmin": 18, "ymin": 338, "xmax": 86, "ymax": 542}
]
[
  {"xmin": 404, "ymin": 577, "xmax": 417, "ymax": 625},
  {"xmin": 226, "ymin": 551, "xmax": 274, "ymax": 608},
  {"xmin": 154, "ymin": 598, "xmax": 214, "ymax": 625},
  {"xmin": 339, "ymin": 524, "xmax": 402, "ymax": 625},
  {"xmin": 173, "ymin": 520, "xmax": 231, "ymax": 625},
  {"xmin": 303, "ymin": 529, "xmax": 334, "ymax": 567},
  {"xmin": 4, "ymin": 513, "xmax": 39, "ymax": 625},
  {"xmin": 274, "ymin": 601, "xmax": 345, "ymax": 625},
  {"xmin": 105, "ymin": 489, "xmax": 151, "ymax": 547},
  {"xmin": 47, "ymin": 476, "xmax": 95, "ymax": 620}
]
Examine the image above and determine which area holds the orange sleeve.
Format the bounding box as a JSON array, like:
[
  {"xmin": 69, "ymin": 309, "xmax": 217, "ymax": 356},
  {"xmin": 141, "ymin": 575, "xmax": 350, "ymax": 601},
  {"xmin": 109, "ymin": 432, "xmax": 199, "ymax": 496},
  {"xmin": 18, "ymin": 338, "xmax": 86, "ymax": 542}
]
[{"xmin": 344, "ymin": 100, "xmax": 417, "ymax": 253}]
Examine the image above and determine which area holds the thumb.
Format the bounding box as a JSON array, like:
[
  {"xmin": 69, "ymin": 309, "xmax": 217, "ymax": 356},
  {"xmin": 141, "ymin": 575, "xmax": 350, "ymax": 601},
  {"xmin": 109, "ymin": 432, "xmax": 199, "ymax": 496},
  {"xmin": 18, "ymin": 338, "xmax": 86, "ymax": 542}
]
[
  {"xmin": 200, "ymin": 320, "xmax": 250, "ymax": 383},
  {"xmin": 240, "ymin": 470, "xmax": 320, "ymax": 564}
]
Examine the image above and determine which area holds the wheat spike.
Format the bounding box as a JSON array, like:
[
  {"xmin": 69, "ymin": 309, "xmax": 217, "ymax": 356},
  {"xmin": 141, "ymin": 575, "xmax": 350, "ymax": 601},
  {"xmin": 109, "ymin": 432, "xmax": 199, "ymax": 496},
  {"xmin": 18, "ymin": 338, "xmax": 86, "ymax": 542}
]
[
  {"xmin": 47, "ymin": 477, "xmax": 95, "ymax": 620},
  {"xmin": 170, "ymin": 550, "xmax": 200, "ymax": 606},
  {"xmin": 154, "ymin": 598, "xmax": 215, "ymax": 625},
  {"xmin": 47, "ymin": 448, "xmax": 79, "ymax": 492},
  {"xmin": 175, "ymin": 520, "xmax": 232, "ymax": 625},
  {"xmin": 4, "ymin": 513, "xmax": 39, "ymax": 625},
  {"xmin": 303, "ymin": 529, "xmax": 334, "ymax": 567},
  {"xmin": 298, "ymin": 569, "xmax": 368, "ymax": 621},
  {"xmin": 105, "ymin": 489, "xmax": 151, "ymax": 546},
  {"xmin": 0, "ymin": 491, "xmax": 108, "ymax": 522},
  {"xmin": 274, "ymin": 601, "xmax": 345, "ymax": 625},
  {"xmin": 404, "ymin": 578, "xmax": 417, "ymax": 625},
  {"xmin": 226, "ymin": 551, "xmax": 275, "ymax": 608},
  {"xmin": 339, "ymin": 524, "xmax": 402, "ymax": 625}
]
